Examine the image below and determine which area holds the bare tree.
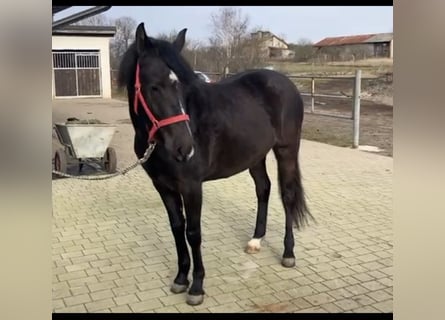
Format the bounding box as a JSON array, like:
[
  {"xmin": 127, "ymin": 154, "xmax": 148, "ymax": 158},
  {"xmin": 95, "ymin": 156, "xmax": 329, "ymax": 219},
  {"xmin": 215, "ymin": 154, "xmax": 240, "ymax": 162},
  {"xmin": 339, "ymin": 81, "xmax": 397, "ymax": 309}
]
[
  {"xmin": 110, "ymin": 16, "xmax": 137, "ymax": 68},
  {"xmin": 71, "ymin": 14, "xmax": 137, "ymax": 69},
  {"xmin": 157, "ymin": 29, "xmax": 181, "ymax": 43},
  {"xmin": 183, "ymin": 39, "xmax": 202, "ymax": 69},
  {"xmin": 72, "ymin": 13, "xmax": 111, "ymax": 26},
  {"xmin": 209, "ymin": 7, "xmax": 251, "ymax": 74},
  {"xmin": 289, "ymin": 38, "xmax": 316, "ymax": 62}
]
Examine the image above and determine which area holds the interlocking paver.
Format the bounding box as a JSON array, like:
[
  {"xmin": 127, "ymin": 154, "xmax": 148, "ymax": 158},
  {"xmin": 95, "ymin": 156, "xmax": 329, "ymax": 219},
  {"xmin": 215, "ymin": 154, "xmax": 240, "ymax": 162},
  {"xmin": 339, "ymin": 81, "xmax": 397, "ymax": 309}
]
[
  {"xmin": 70, "ymin": 285, "xmax": 89, "ymax": 296},
  {"xmin": 304, "ymin": 293, "xmax": 336, "ymax": 306},
  {"xmin": 321, "ymin": 302, "xmax": 343, "ymax": 313},
  {"xmin": 87, "ymin": 281, "xmax": 116, "ymax": 293},
  {"xmin": 367, "ymin": 289, "xmax": 392, "ymax": 302},
  {"xmin": 208, "ymin": 302, "xmax": 244, "ymax": 313},
  {"xmin": 286, "ymin": 285, "xmax": 316, "ymax": 299},
  {"xmin": 63, "ymin": 294, "xmax": 91, "ymax": 307},
  {"xmin": 155, "ymin": 305, "xmax": 180, "ymax": 313},
  {"xmin": 310, "ymin": 282, "xmax": 330, "ymax": 293},
  {"xmin": 54, "ymin": 305, "xmax": 87, "ymax": 313},
  {"xmin": 377, "ymin": 277, "xmax": 392, "ymax": 287},
  {"xmin": 53, "ymin": 299, "xmax": 65, "ymax": 310},
  {"xmin": 136, "ymin": 279, "xmax": 165, "ymax": 291},
  {"xmin": 90, "ymin": 289, "xmax": 114, "ymax": 301},
  {"xmin": 110, "ymin": 305, "xmax": 132, "ymax": 313},
  {"xmin": 159, "ymin": 294, "xmax": 188, "ymax": 307},
  {"xmin": 113, "ymin": 293, "xmax": 140, "ymax": 306},
  {"xmin": 352, "ymin": 294, "xmax": 377, "ymax": 306},
  {"xmin": 53, "ymin": 287, "xmax": 71, "ymax": 299},
  {"xmin": 373, "ymin": 300, "xmax": 393, "ymax": 313},
  {"xmin": 361, "ymin": 280, "xmax": 387, "ymax": 291},
  {"xmin": 334, "ymin": 298, "xmax": 361, "ymax": 311},
  {"xmin": 52, "ymin": 99, "xmax": 393, "ymax": 313},
  {"xmin": 58, "ymin": 270, "xmax": 87, "ymax": 282},
  {"xmin": 213, "ymin": 292, "xmax": 239, "ymax": 304},
  {"xmin": 295, "ymin": 275, "xmax": 316, "ymax": 286},
  {"xmin": 68, "ymin": 276, "xmax": 98, "ymax": 287},
  {"xmin": 111, "ymin": 284, "xmax": 139, "ymax": 297},
  {"xmin": 85, "ymin": 298, "xmax": 116, "ymax": 312},
  {"xmin": 136, "ymin": 288, "xmax": 167, "ymax": 300},
  {"xmin": 353, "ymin": 305, "xmax": 380, "ymax": 313}
]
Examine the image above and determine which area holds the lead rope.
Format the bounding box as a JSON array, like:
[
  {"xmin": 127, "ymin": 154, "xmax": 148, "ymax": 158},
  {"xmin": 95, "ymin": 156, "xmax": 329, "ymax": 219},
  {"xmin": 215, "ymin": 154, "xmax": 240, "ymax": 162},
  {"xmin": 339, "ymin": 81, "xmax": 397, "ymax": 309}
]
[{"xmin": 51, "ymin": 143, "xmax": 156, "ymax": 181}]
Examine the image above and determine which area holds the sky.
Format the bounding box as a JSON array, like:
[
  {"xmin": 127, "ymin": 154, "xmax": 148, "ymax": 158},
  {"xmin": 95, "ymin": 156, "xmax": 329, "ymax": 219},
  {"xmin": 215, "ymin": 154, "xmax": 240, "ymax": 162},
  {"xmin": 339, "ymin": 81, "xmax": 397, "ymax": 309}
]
[{"xmin": 55, "ymin": 6, "xmax": 393, "ymax": 44}]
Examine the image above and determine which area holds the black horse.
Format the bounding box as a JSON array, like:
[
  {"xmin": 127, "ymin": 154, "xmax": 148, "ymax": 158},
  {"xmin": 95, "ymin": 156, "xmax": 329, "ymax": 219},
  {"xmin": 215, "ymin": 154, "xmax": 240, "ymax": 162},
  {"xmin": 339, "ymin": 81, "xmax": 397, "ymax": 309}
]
[{"xmin": 118, "ymin": 23, "xmax": 314, "ymax": 305}]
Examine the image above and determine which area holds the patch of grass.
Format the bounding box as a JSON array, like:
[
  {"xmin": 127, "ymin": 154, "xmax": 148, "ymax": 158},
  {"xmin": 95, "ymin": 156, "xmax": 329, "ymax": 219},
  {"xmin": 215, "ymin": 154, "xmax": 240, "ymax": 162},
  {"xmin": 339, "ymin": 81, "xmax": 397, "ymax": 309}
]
[
  {"xmin": 302, "ymin": 122, "xmax": 352, "ymax": 148},
  {"xmin": 269, "ymin": 58, "xmax": 393, "ymax": 78}
]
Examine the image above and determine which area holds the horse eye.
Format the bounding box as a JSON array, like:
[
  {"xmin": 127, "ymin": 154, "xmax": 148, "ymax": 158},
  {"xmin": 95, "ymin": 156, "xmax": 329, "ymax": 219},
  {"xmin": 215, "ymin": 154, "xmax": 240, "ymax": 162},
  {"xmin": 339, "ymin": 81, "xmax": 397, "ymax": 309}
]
[{"xmin": 150, "ymin": 86, "xmax": 160, "ymax": 92}]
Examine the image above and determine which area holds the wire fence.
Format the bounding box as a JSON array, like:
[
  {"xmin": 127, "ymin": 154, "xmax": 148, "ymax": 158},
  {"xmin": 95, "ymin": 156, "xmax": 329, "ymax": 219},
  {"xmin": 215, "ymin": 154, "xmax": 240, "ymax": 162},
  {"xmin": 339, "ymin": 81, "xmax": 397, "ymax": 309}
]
[{"xmin": 110, "ymin": 69, "xmax": 364, "ymax": 148}]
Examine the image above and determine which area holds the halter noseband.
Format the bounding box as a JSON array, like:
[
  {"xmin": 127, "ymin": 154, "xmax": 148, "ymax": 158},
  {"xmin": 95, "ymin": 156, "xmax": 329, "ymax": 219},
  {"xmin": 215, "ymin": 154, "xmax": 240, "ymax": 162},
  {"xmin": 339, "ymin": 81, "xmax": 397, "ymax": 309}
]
[{"xmin": 133, "ymin": 63, "xmax": 190, "ymax": 142}]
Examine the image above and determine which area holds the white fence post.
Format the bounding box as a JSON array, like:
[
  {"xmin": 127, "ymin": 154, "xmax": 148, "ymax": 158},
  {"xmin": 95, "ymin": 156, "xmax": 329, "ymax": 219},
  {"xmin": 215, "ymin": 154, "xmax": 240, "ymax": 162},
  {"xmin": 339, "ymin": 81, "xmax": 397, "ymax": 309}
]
[
  {"xmin": 311, "ymin": 77, "xmax": 315, "ymax": 113},
  {"xmin": 352, "ymin": 69, "xmax": 361, "ymax": 148}
]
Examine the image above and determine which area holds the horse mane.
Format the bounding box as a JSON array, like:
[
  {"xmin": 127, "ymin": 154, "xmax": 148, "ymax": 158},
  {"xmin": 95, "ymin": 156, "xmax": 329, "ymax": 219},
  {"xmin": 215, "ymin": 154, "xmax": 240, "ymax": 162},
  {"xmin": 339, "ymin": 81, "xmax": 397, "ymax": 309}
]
[
  {"xmin": 117, "ymin": 42, "xmax": 138, "ymax": 89},
  {"xmin": 118, "ymin": 37, "xmax": 198, "ymax": 89},
  {"xmin": 155, "ymin": 39, "xmax": 198, "ymax": 84}
]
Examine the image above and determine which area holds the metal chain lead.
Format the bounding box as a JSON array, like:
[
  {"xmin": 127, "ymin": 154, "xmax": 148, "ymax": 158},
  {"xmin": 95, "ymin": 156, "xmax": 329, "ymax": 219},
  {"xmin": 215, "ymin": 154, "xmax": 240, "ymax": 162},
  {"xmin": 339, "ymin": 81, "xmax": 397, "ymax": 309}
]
[{"xmin": 51, "ymin": 143, "xmax": 156, "ymax": 181}]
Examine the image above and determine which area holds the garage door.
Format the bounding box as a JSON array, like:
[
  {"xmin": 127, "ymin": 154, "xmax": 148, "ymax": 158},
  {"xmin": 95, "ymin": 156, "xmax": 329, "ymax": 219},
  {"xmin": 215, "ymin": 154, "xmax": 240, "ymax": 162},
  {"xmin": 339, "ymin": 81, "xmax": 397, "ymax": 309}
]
[{"xmin": 52, "ymin": 50, "xmax": 101, "ymax": 97}]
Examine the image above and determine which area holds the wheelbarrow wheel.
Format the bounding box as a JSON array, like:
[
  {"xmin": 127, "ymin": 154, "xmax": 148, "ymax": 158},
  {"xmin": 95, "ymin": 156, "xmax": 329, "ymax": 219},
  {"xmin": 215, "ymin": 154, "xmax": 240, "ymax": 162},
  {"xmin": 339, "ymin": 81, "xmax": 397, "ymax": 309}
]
[
  {"xmin": 54, "ymin": 148, "xmax": 67, "ymax": 173},
  {"xmin": 103, "ymin": 147, "xmax": 117, "ymax": 173}
]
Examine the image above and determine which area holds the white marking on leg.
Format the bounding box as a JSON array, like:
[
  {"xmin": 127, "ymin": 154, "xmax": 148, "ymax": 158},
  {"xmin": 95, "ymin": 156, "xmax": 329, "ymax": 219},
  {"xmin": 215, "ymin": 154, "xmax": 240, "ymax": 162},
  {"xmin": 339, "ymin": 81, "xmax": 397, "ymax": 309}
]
[{"xmin": 247, "ymin": 238, "xmax": 262, "ymax": 251}]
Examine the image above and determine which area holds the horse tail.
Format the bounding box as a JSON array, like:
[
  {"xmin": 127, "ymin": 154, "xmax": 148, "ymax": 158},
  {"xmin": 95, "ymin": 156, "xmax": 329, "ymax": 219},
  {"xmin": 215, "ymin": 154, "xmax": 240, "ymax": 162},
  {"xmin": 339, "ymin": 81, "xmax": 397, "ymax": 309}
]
[
  {"xmin": 292, "ymin": 153, "xmax": 315, "ymax": 229},
  {"xmin": 274, "ymin": 129, "xmax": 315, "ymax": 230}
]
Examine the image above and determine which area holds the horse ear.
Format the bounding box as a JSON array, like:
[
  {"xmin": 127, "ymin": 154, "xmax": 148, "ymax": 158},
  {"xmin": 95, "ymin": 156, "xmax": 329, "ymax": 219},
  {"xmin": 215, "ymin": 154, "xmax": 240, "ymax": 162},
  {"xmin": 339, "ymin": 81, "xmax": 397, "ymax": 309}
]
[
  {"xmin": 173, "ymin": 28, "xmax": 187, "ymax": 52},
  {"xmin": 135, "ymin": 22, "xmax": 151, "ymax": 55}
]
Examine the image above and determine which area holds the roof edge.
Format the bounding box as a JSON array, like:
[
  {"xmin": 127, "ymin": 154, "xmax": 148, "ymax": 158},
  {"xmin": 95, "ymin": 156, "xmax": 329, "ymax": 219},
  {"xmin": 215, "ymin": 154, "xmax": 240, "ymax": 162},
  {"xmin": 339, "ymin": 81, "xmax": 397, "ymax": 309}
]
[{"xmin": 52, "ymin": 25, "xmax": 116, "ymax": 37}]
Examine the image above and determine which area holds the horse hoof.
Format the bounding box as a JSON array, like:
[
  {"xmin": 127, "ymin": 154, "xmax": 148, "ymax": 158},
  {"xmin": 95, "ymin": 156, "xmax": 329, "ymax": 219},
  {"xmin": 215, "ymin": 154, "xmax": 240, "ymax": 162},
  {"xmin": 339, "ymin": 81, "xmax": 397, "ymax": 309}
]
[
  {"xmin": 186, "ymin": 294, "xmax": 204, "ymax": 306},
  {"xmin": 245, "ymin": 246, "xmax": 260, "ymax": 254},
  {"xmin": 245, "ymin": 238, "xmax": 261, "ymax": 254},
  {"xmin": 281, "ymin": 257, "xmax": 296, "ymax": 268},
  {"xmin": 170, "ymin": 283, "xmax": 188, "ymax": 294}
]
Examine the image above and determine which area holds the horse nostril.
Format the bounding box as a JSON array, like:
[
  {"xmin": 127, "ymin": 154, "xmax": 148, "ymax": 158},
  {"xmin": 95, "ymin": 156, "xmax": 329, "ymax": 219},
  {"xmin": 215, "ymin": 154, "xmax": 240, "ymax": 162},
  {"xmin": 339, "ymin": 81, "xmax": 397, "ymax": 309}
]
[
  {"xmin": 176, "ymin": 147, "xmax": 186, "ymax": 162},
  {"xmin": 176, "ymin": 146, "xmax": 194, "ymax": 162}
]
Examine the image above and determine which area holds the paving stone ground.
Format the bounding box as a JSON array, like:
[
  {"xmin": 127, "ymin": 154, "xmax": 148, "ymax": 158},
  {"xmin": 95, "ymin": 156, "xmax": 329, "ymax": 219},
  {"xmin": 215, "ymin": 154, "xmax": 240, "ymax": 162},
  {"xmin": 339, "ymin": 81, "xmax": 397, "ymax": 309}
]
[{"xmin": 52, "ymin": 99, "xmax": 393, "ymax": 313}]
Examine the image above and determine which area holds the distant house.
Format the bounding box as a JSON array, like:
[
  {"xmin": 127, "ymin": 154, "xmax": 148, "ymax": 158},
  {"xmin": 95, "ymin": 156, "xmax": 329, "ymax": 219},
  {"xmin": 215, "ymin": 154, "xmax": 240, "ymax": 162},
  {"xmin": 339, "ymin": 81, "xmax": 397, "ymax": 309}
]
[
  {"xmin": 250, "ymin": 30, "xmax": 295, "ymax": 59},
  {"xmin": 313, "ymin": 33, "xmax": 393, "ymax": 61},
  {"xmin": 52, "ymin": 25, "xmax": 116, "ymax": 99}
]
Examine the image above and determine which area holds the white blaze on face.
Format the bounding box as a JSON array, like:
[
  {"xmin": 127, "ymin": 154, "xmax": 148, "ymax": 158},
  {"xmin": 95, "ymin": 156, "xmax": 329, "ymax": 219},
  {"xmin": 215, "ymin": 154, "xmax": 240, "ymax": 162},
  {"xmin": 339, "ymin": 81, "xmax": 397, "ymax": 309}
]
[
  {"xmin": 169, "ymin": 70, "xmax": 179, "ymax": 83},
  {"xmin": 186, "ymin": 147, "xmax": 195, "ymax": 160},
  {"xmin": 170, "ymin": 69, "xmax": 194, "ymax": 160}
]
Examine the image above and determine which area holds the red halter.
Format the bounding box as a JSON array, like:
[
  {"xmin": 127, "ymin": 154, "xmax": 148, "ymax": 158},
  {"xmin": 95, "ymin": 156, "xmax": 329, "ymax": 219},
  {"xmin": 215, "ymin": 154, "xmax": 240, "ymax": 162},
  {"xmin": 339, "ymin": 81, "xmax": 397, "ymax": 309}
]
[{"xmin": 133, "ymin": 63, "xmax": 190, "ymax": 142}]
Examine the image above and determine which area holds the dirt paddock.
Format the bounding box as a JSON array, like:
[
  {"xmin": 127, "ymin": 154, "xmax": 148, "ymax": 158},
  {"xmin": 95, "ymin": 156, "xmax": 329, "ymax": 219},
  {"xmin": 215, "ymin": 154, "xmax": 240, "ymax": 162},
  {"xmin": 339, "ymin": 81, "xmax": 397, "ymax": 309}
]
[
  {"xmin": 301, "ymin": 97, "xmax": 393, "ymax": 157},
  {"xmin": 110, "ymin": 74, "xmax": 393, "ymax": 157}
]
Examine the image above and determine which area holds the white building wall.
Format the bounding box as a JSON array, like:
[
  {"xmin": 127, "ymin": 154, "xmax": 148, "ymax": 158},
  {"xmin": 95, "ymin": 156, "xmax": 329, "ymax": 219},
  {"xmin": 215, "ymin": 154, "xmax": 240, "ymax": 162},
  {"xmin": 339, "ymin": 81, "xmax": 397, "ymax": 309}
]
[{"xmin": 52, "ymin": 35, "xmax": 113, "ymax": 98}]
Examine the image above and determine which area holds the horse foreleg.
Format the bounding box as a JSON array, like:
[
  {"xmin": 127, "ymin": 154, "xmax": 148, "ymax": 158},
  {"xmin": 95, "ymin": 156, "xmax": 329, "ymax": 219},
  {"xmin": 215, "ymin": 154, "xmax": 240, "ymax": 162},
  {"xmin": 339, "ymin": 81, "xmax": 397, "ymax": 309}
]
[
  {"xmin": 246, "ymin": 158, "xmax": 271, "ymax": 254},
  {"xmin": 153, "ymin": 182, "xmax": 191, "ymax": 293},
  {"xmin": 182, "ymin": 183, "xmax": 205, "ymax": 306}
]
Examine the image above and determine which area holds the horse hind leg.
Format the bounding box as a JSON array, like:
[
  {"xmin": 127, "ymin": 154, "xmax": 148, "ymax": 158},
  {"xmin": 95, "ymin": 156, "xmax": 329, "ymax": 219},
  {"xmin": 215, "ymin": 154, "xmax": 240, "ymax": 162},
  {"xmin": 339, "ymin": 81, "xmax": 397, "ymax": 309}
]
[
  {"xmin": 273, "ymin": 143, "xmax": 313, "ymax": 268},
  {"xmin": 245, "ymin": 157, "xmax": 271, "ymax": 254}
]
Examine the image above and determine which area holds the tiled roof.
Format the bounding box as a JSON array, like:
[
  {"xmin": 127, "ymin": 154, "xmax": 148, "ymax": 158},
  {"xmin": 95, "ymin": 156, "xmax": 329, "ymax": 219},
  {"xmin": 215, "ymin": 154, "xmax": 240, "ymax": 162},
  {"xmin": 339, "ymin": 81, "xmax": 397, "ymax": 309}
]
[{"xmin": 314, "ymin": 33, "xmax": 392, "ymax": 47}]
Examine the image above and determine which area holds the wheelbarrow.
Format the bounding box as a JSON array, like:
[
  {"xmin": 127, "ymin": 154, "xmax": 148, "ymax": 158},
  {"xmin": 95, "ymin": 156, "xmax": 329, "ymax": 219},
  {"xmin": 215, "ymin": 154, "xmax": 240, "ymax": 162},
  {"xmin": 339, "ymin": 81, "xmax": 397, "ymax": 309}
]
[{"xmin": 53, "ymin": 121, "xmax": 117, "ymax": 174}]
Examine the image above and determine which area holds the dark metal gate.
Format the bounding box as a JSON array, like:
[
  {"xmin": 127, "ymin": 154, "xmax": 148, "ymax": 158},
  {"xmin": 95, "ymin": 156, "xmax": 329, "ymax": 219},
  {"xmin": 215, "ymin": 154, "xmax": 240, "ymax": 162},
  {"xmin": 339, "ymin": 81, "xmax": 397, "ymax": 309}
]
[{"xmin": 52, "ymin": 51, "xmax": 101, "ymax": 97}]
